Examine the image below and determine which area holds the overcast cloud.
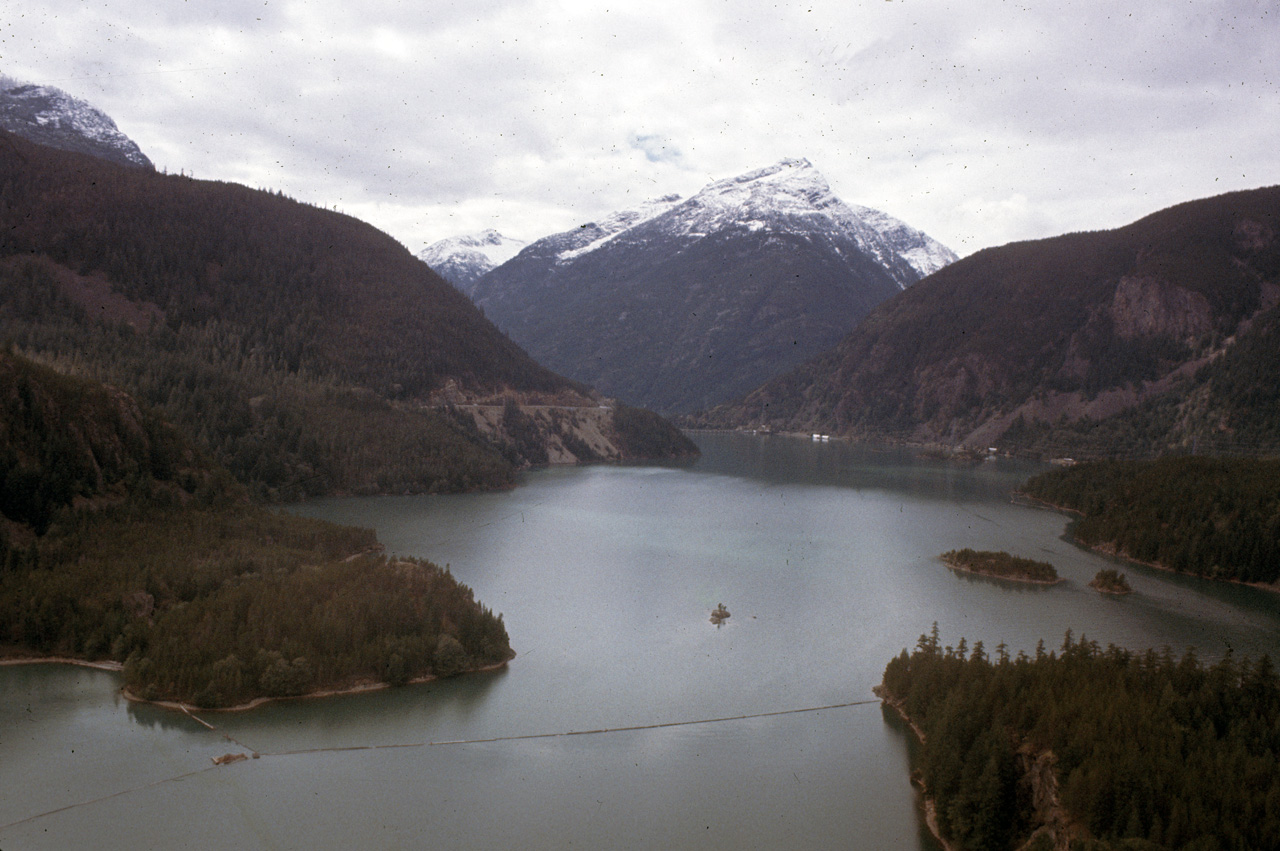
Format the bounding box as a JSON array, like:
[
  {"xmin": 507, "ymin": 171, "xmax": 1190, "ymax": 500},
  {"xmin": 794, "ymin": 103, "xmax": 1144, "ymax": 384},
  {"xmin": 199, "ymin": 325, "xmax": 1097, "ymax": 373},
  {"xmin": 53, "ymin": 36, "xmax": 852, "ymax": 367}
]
[{"xmin": 3, "ymin": 0, "xmax": 1276, "ymax": 255}]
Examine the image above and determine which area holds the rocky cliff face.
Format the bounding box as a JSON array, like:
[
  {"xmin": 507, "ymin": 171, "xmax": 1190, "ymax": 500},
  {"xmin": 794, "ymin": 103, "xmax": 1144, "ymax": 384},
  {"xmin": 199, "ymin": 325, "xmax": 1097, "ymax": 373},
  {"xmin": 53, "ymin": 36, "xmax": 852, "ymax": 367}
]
[
  {"xmin": 1108, "ymin": 276, "xmax": 1213, "ymax": 342},
  {"xmin": 447, "ymin": 398, "xmax": 698, "ymax": 468},
  {"xmin": 468, "ymin": 159, "xmax": 957, "ymax": 414},
  {"xmin": 700, "ymin": 185, "xmax": 1280, "ymax": 457}
]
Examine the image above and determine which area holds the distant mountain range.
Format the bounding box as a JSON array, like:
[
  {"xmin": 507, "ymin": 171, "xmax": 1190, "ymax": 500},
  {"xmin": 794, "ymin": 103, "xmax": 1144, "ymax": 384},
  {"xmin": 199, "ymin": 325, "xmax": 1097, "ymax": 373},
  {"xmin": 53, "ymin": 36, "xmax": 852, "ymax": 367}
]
[
  {"xmin": 0, "ymin": 77, "xmax": 153, "ymax": 169},
  {"xmin": 698, "ymin": 185, "xmax": 1280, "ymax": 458},
  {"xmin": 441, "ymin": 159, "xmax": 956, "ymax": 413},
  {"xmin": 419, "ymin": 229, "xmax": 527, "ymax": 293}
]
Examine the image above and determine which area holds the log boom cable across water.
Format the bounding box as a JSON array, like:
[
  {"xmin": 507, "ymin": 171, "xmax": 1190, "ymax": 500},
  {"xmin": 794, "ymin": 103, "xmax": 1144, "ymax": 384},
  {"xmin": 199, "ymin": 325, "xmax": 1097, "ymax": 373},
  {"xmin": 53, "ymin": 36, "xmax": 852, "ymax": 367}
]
[
  {"xmin": 0, "ymin": 698, "xmax": 881, "ymax": 831},
  {"xmin": 263, "ymin": 698, "xmax": 882, "ymax": 756}
]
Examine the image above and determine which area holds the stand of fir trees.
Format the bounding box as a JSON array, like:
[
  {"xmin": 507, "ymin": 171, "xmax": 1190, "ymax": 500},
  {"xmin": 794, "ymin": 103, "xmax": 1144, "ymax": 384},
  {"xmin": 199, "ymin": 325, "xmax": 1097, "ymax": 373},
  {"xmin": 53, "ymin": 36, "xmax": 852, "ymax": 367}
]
[
  {"xmin": 0, "ymin": 351, "xmax": 512, "ymax": 708},
  {"xmin": 879, "ymin": 625, "xmax": 1280, "ymax": 850},
  {"xmin": 1021, "ymin": 457, "xmax": 1280, "ymax": 584}
]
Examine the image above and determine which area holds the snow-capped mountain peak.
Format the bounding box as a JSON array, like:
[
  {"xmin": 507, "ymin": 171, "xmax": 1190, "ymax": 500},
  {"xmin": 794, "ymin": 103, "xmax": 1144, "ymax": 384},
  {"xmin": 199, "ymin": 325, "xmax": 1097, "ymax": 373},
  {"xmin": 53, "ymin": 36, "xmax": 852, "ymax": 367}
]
[
  {"xmin": 473, "ymin": 158, "xmax": 956, "ymax": 288},
  {"xmin": 696, "ymin": 157, "xmax": 830, "ymax": 209},
  {"xmin": 465, "ymin": 159, "xmax": 957, "ymax": 414},
  {"xmin": 654, "ymin": 158, "xmax": 956, "ymax": 281},
  {"xmin": 467, "ymin": 158, "xmax": 959, "ymax": 414},
  {"xmin": 418, "ymin": 230, "xmax": 528, "ymax": 294},
  {"xmin": 428, "ymin": 228, "xmax": 528, "ymax": 266},
  {"xmin": 0, "ymin": 78, "xmax": 153, "ymax": 169}
]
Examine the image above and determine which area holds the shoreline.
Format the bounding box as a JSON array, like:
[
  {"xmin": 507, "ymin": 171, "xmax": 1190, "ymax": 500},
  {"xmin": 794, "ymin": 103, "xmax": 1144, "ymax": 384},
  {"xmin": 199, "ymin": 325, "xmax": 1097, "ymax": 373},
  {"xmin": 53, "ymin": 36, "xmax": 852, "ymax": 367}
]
[
  {"xmin": 1, "ymin": 653, "xmax": 513, "ymax": 712},
  {"xmin": 1009, "ymin": 490, "xmax": 1084, "ymax": 516},
  {"xmin": 0, "ymin": 656, "xmax": 124, "ymax": 671},
  {"xmin": 1087, "ymin": 541, "xmax": 1280, "ymax": 595},
  {"xmin": 123, "ymin": 653, "xmax": 515, "ymax": 713},
  {"xmin": 873, "ymin": 686, "xmax": 959, "ymax": 851},
  {"xmin": 1015, "ymin": 493, "xmax": 1280, "ymax": 596},
  {"xmin": 877, "ymin": 684, "xmax": 1078, "ymax": 851}
]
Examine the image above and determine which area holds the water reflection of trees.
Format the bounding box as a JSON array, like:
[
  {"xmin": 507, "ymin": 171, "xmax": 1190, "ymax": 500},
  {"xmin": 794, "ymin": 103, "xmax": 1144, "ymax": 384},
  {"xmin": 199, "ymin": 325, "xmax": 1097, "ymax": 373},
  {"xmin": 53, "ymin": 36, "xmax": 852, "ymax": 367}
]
[
  {"xmin": 947, "ymin": 567, "xmax": 1060, "ymax": 593},
  {"xmin": 126, "ymin": 665, "xmax": 508, "ymax": 738}
]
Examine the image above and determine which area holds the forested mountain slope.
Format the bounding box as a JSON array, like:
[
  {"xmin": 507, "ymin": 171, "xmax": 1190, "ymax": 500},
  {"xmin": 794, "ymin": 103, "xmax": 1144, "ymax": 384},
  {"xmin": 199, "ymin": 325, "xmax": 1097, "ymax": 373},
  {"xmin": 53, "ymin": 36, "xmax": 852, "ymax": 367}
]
[
  {"xmin": 0, "ymin": 131, "xmax": 692, "ymax": 497},
  {"xmin": 699, "ymin": 186, "xmax": 1280, "ymax": 457}
]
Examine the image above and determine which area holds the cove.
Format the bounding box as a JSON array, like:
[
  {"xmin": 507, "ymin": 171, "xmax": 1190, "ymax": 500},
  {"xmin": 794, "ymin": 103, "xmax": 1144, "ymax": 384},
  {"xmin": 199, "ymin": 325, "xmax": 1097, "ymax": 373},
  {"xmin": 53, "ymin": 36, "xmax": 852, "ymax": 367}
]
[{"xmin": 3, "ymin": 433, "xmax": 1279, "ymax": 849}]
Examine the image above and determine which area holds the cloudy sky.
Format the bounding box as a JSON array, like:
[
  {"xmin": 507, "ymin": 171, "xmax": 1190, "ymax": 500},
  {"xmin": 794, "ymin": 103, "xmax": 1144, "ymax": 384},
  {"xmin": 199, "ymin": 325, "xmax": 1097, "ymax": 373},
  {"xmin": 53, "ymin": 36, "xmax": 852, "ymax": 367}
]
[{"xmin": 3, "ymin": 0, "xmax": 1276, "ymax": 256}]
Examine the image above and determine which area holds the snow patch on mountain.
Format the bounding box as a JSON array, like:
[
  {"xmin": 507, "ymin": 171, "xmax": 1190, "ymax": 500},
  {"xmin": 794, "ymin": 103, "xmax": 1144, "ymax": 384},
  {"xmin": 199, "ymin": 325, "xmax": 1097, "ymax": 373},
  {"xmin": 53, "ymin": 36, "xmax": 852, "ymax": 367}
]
[
  {"xmin": 842, "ymin": 204, "xmax": 956, "ymax": 280},
  {"xmin": 0, "ymin": 77, "xmax": 152, "ymax": 169},
  {"xmin": 535, "ymin": 159, "xmax": 956, "ymax": 284},
  {"xmin": 419, "ymin": 229, "xmax": 528, "ymax": 293},
  {"xmin": 422, "ymin": 228, "xmax": 527, "ymax": 268},
  {"xmin": 556, "ymin": 194, "xmax": 683, "ymax": 262}
]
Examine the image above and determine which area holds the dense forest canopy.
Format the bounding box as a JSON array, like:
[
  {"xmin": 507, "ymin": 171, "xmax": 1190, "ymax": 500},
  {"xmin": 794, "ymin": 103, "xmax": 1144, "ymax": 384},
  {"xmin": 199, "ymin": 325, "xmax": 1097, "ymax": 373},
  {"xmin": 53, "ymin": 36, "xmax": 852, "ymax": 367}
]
[
  {"xmin": 0, "ymin": 350, "xmax": 512, "ymax": 707},
  {"xmin": 1021, "ymin": 456, "xmax": 1280, "ymax": 584},
  {"xmin": 881, "ymin": 628, "xmax": 1280, "ymax": 850},
  {"xmin": 0, "ymin": 131, "xmax": 571, "ymax": 398},
  {"xmin": 941, "ymin": 549, "xmax": 1060, "ymax": 583}
]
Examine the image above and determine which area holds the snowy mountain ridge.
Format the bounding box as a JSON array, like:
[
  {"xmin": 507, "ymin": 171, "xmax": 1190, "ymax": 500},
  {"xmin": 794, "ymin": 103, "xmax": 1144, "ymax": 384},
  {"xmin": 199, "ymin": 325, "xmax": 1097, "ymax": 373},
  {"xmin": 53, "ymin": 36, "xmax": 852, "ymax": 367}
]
[
  {"xmin": 512, "ymin": 158, "xmax": 955, "ymax": 283},
  {"xmin": 423, "ymin": 158, "xmax": 955, "ymax": 296},
  {"xmin": 629, "ymin": 158, "xmax": 956, "ymax": 282},
  {"xmin": 465, "ymin": 158, "xmax": 960, "ymax": 414},
  {"xmin": 0, "ymin": 78, "xmax": 153, "ymax": 169},
  {"xmin": 555, "ymin": 193, "xmax": 684, "ymax": 262},
  {"xmin": 418, "ymin": 229, "xmax": 528, "ymax": 293}
]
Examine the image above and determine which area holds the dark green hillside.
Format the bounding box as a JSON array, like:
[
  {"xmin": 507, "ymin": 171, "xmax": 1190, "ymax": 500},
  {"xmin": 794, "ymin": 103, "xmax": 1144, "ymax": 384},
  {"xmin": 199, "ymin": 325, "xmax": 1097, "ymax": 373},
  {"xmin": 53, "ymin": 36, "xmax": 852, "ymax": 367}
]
[
  {"xmin": 0, "ymin": 351, "xmax": 511, "ymax": 707},
  {"xmin": 0, "ymin": 131, "xmax": 691, "ymax": 496},
  {"xmin": 0, "ymin": 131, "xmax": 564, "ymax": 398},
  {"xmin": 1, "ymin": 253, "xmax": 515, "ymax": 498},
  {"xmin": 0, "ymin": 346, "xmax": 224, "ymax": 534},
  {"xmin": 880, "ymin": 630, "xmax": 1280, "ymax": 850},
  {"xmin": 699, "ymin": 186, "xmax": 1280, "ymax": 458},
  {"xmin": 1022, "ymin": 456, "xmax": 1280, "ymax": 584}
]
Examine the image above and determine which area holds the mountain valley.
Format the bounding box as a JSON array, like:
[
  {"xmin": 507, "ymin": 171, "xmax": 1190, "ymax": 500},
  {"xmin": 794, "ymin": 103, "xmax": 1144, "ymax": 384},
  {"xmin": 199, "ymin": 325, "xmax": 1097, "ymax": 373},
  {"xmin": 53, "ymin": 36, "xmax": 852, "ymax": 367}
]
[{"xmin": 0, "ymin": 130, "xmax": 695, "ymax": 502}]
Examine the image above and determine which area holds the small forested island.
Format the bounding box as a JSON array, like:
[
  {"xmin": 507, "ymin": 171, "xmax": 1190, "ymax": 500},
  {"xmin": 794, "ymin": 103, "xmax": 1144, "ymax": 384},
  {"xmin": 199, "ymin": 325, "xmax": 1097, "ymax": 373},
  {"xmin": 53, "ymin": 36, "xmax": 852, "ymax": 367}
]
[
  {"xmin": 1089, "ymin": 568, "xmax": 1133, "ymax": 595},
  {"xmin": 941, "ymin": 549, "xmax": 1061, "ymax": 584},
  {"xmin": 879, "ymin": 626, "xmax": 1280, "ymax": 850},
  {"xmin": 1021, "ymin": 457, "xmax": 1280, "ymax": 586},
  {"xmin": 0, "ymin": 351, "xmax": 512, "ymax": 709}
]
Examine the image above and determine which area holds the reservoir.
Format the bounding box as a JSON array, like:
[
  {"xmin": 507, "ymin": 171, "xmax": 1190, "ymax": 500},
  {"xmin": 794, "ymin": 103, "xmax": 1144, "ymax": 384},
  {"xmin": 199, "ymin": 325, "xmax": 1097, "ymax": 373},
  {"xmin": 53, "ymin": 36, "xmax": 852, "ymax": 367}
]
[{"xmin": 4, "ymin": 433, "xmax": 1279, "ymax": 849}]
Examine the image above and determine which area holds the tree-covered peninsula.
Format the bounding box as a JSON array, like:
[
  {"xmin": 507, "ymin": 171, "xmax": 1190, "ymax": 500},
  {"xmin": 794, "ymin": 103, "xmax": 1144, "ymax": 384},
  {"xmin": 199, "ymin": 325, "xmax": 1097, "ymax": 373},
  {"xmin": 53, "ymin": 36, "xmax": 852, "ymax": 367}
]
[
  {"xmin": 879, "ymin": 627, "xmax": 1280, "ymax": 850},
  {"xmin": 0, "ymin": 351, "xmax": 511, "ymax": 708},
  {"xmin": 1021, "ymin": 456, "xmax": 1280, "ymax": 585}
]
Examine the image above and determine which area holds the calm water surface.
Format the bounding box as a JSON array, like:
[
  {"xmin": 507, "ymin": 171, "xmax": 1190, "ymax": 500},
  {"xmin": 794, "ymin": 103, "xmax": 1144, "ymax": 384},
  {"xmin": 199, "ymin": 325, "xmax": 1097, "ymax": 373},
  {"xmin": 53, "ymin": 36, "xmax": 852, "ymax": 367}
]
[{"xmin": 4, "ymin": 434, "xmax": 1278, "ymax": 849}]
